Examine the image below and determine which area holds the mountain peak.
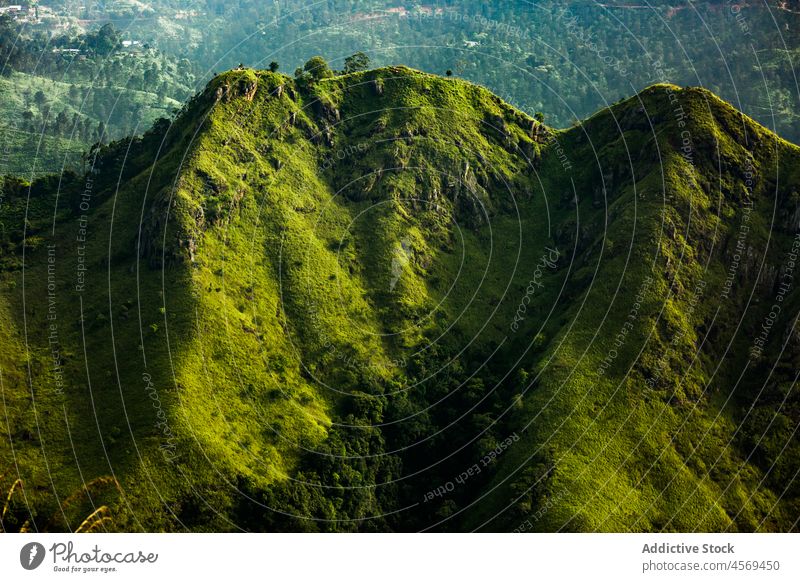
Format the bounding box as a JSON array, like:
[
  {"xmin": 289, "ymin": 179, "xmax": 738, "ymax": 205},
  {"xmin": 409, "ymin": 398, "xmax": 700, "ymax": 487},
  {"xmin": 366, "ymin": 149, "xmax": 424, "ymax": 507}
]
[{"xmin": 2, "ymin": 64, "xmax": 799, "ymax": 533}]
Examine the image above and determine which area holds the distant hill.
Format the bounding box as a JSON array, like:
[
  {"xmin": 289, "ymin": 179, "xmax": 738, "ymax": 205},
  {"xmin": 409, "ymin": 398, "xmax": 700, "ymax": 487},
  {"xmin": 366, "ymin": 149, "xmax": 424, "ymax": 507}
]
[
  {"xmin": 90, "ymin": 0, "xmax": 800, "ymax": 144},
  {"xmin": 0, "ymin": 18, "xmax": 195, "ymax": 177},
  {"xmin": 5, "ymin": 0, "xmax": 800, "ymax": 177}
]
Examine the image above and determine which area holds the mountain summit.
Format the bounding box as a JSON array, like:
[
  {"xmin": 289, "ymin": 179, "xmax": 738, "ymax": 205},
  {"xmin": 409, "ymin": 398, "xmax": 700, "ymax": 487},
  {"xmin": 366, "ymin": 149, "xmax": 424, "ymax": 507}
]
[{"xmin": 1, "ymin": 66, "xmax": 798, "ymax": 532}]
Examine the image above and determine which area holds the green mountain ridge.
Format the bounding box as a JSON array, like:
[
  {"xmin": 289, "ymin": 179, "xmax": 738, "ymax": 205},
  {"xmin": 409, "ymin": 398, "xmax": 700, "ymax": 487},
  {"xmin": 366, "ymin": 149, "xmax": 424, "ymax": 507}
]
[{"xmin": 1, "ymin": 66, "xmax": 798, "ymax": 532}]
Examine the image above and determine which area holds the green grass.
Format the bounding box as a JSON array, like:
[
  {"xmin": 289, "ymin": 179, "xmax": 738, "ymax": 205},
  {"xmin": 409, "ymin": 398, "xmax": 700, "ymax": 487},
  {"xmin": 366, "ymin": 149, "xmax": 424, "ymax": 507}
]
[{"xmin": 1, "ymin": 68, "xmax": 798, "ymax": 532}]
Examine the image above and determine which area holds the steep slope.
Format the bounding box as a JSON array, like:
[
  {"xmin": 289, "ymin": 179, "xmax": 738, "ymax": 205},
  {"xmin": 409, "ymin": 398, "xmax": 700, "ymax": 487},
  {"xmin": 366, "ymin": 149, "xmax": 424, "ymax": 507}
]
[
  {"xmin": 1, "ymin": 66, "xmax": 798, "ymax": 532},
  {"xmin": 468, "ymin": 83, "xmax": 800, "ymax": 532}
]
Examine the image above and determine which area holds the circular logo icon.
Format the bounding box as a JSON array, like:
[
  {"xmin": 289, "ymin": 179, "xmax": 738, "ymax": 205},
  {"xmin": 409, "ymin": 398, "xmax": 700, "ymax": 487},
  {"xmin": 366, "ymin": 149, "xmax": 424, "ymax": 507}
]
[{"xmin": 20, "ymin": 542, "xmax": 46, "ymax": 570}]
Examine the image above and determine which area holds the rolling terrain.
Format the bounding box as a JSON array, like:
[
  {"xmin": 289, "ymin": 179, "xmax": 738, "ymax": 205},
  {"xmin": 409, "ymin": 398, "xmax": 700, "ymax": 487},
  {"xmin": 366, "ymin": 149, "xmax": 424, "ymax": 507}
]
[{"xmin": 1, "ymin": 65, "xmax": 798, "ymax": 532}]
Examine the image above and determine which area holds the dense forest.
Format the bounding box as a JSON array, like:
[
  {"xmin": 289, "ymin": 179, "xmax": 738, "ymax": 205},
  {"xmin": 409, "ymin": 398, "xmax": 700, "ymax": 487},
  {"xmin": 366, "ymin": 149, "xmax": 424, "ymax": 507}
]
[{"xmin": 110, "ymin": 1, "xmax": 800, "ymax": 140}]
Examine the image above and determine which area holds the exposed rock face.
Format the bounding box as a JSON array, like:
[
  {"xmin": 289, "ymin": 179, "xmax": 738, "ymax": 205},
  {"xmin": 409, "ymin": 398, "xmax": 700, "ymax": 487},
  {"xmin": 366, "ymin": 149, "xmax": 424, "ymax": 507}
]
[
  {"xmin": 214, "ymin": 79, "xmax": 258, "ymax": 103},
  {"xmin": 313, "ymin": 97, "xmax": 341, "ymax": 123}
]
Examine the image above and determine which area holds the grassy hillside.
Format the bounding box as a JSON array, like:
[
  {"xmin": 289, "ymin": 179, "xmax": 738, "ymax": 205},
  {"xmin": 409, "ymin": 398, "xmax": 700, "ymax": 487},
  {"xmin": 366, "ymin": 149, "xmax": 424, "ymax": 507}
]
[{"xmin": 1, "ymin": 66, "xmax": 798, "ymax": 532}]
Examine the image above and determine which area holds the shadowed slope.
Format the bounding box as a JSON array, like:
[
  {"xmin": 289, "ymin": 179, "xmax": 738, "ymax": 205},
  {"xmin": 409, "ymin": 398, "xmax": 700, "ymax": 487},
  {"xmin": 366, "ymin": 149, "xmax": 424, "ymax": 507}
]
[{"xmin": 1, "ymin": 68, "xmax": 798, "ymax": 532}]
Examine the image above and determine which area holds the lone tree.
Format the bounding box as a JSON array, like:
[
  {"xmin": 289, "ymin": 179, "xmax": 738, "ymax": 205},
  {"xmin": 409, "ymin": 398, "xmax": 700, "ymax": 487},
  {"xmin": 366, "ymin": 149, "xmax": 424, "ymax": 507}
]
[
  {"xmin": 303, "ymin": 56, "xmax": 334, "ymax": 81},
  {"xmin": 445, "ymin": 69, "xmax": 453, "ymax": 77},
  {"xmin": 269, "ymin": 61, "xmax": 280, "ymax": 72},
  {"xmin": 534, "ymin": 112, "xmax": 545, "ymax": 123},
  {"xmin": 91, "ymin": 23, "xmax": 121, "ymax": 56},
  {"xmin": 34, "ymin": 89, "xmax": 48, "ymax": 108},
  {"xmin": 343, "ymin": 51, "xmax": 370, "ymax": 74}
]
